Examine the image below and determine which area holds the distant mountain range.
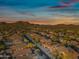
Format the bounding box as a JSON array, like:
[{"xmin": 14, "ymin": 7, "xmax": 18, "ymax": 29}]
[{"xmin": 0, "ymin": 17, "xmax": 79, "ymax": 25}]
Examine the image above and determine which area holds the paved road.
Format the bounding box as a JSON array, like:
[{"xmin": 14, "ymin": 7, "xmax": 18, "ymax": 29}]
[
  {"xmin": 23, "ymin": 34, "xmax": 55, "ymax": 59},
  {"xmin": 34, "ymin": 31, "xmax": 79, "ymax": 54},
  {"xmin": 33, "ymin": 32, "xmax": 51, "ymax": 40},
  {"xmin": 65, "ymin": 44, "xmax": 79, "ymax": 53}
]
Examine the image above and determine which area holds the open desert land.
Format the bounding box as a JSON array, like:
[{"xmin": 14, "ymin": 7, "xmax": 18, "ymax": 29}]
[{"xmin": 0, "ymin": 17, "xmax": 79, "ymax": 59}]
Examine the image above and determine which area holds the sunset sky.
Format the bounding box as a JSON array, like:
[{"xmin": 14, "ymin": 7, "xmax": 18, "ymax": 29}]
[{"xmin": 0, "ymin": 0, "xmax": 79, "ymax": 23}]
